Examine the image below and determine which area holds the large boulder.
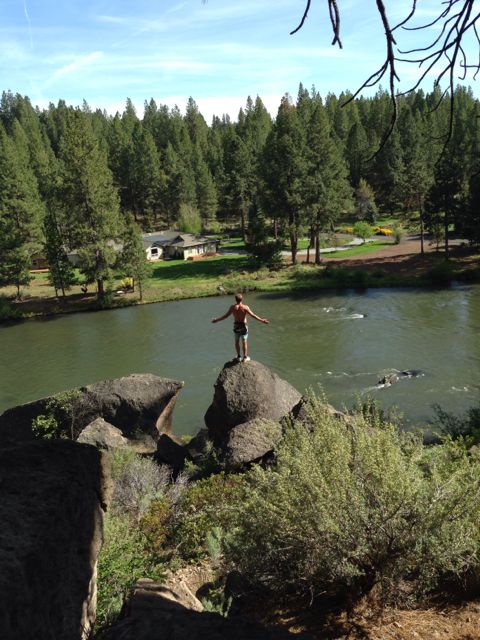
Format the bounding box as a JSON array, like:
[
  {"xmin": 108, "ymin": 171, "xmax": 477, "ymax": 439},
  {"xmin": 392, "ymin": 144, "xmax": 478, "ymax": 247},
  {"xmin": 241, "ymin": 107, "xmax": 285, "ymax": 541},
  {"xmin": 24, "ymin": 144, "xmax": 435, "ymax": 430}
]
[
  {"xmin": 0, "ymin": 439, "xmax": 111, "ymax": 640},
  {"xmin": 223, "ymin": 418, "xmax": 282, "ymax": 470},
  {"xmin": 101, "ymin": 584, "xmax": 312, "ymax": 640},
  {"xmin": 0, "ymin": 373, "xmax": 184, "ymax": 444},
  {"xmin": 204, "ymin": 361, "xmax": 301, "ymax": 443},
  {"xmin": 77, "ymin": 417, "xmax": 130, "ymax": 450},
  {"xmin": 283, "ymin": 395, "xmax": 352, "ymax": 432}
]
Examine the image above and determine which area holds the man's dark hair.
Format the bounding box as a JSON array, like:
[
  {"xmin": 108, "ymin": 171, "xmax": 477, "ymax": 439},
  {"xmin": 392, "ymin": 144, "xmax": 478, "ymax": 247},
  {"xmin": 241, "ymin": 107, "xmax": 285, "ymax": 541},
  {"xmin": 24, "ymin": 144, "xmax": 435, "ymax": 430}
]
[{"xmin": 235, "ymin": 292, "xmax": 243, "ymax": 303}]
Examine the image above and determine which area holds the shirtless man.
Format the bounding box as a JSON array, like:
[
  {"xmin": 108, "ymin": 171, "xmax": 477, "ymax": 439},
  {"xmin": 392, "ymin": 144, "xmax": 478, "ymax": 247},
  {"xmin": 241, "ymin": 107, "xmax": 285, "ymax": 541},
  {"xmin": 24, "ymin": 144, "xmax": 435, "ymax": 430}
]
[{"xmin": 212, "ymin": 292, "xmax": 269, "ymax": 362}]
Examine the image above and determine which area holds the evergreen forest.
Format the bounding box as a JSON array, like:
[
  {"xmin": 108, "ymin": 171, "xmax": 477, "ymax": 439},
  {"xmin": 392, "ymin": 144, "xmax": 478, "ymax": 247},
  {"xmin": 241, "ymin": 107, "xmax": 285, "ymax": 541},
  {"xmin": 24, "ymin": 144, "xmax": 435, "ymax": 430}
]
[{"xmin": 1, "ymin": 84, "xmax": 479, "ymax": 298}]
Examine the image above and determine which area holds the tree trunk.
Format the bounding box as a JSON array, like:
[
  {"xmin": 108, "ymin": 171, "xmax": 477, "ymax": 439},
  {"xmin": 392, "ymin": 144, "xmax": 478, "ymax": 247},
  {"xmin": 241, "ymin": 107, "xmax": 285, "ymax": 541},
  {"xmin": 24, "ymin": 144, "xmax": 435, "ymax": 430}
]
[
  {"xmin": 444, "ymin": 210, "xmax": 449, "ymax": 257},
  {"xmin": 420, "ymin": 208, "xmax": 424, "ymax": 255},
  {"xmin": 290, "ymin": 229, "xmax": 297, "ymax": 265},
  {"xmin": 315, "ymin": 230, "xmax": 321, "ymax": 264},
  {"xmin": 240, "ymin": 207, "xmax": 246, "ymax": 242},
  {"xmin": 306, "ymin": 225, "xmax": 314, "ymax": 264},
  {"xmin": 97, "ymin": 278, "xmax": 105, "ymax": 298}
]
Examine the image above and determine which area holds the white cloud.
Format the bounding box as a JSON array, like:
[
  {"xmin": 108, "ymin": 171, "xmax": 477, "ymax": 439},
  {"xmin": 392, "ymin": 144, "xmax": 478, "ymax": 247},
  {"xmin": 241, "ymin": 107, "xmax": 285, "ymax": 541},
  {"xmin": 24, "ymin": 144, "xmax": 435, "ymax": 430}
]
[{"xmin": 45, "ymin": 51, "xmax": 104, "ymax": 86}]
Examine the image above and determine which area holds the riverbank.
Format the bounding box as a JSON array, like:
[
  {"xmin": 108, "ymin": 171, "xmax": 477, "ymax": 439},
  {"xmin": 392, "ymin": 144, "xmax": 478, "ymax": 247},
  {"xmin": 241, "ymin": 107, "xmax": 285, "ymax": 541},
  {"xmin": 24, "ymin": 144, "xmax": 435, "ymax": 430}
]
[{"xmin": 1, "ymin": 242, "xmax": 479, "ymax": 321}]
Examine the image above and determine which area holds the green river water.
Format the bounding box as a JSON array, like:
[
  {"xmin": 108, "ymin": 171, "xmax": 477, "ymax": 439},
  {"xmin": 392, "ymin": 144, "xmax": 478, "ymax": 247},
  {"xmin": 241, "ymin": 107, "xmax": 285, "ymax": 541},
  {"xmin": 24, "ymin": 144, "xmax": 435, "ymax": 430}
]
[{"xmin": 1, "ymin": 286, "xmax": 479, "ymax": 435}]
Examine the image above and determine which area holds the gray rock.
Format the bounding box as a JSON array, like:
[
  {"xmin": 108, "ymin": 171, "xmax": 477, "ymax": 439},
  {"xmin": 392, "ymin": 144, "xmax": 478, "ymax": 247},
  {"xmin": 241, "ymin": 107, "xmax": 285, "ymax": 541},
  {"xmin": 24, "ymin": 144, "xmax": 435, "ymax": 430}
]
[
  {"xmin": 154, "ymin": 433, "xmax": 188, "ymax": 472},
  {"xmin": 284, "ymin": 395, "xmax": 351, "ymax": 431},
  {"xmin": 0, "ymin": 373, "xmax": 184, "ymax": 443},
  {"xmin": 186, "ymin": 428, "xmax": 211, "ymax": 463},
  {"xmin": 0, "ymin": 439, "xmax": 111, "ymax": 640},
  {"xmin": 77, "ymin": 416, "xmax": 130, "ymax": 450},
  {"xmin": 101, "ymin": 590, "xmax": 312, "ymax": 640},
  {"xmin": 223, "ymin": 418, "xmax": 282, "ymax": 470},
  {"xmin": 204, "ymin": 360, "xmax": 301, "ymax": 443}
]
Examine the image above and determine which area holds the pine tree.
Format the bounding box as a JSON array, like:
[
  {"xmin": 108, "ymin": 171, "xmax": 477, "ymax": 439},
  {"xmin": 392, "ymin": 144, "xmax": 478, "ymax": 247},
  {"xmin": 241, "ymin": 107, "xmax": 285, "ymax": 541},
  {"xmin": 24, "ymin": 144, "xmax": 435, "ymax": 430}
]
[
  {"xmin": 118, "ymin": 213, "xmax": 149, "ymax": 300},
  {"xmin": 222, "ymin": 127, "xmax": 251, "ymax": 238},
  {"xmin": 44, "ymin": 209, "xmax": 76, "ymax": 297},
  {"xmin": 58, "ymin": 109, "xmax": 123, "ymax": 299},
  {"xmin": 355, "ymin": 179, "xmax": 377, "ymax": 223},
  {"xmin": 303, "ymin": 101, "xmax": 352, "ymax": 263},
  {"xmin": 130, "ymin": 121, "xmax": 165, "ymax": 228},
  {"xmin": 0, "ymin": 122, "xmax": 44, "ymax": 296},
  {"xmin": 260, "ymin": 96, "xmax": 308, "ymax": 264},
  {"xmin": 194, "ymin": 147, "xmax": 218, "ymax": 228}
]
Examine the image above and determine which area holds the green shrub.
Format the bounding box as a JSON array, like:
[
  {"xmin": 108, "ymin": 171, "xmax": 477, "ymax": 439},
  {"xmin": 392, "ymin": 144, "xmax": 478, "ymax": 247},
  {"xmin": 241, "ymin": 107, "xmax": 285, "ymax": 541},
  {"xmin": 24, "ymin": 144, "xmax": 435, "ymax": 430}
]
[
  {"xmin": 177, "ymin": 203, "xmax": 202, "ymax": 234},
  {"xmin": 0, "ymin": 296, "xmax": 22, "ymax": 321},
  {"xmin": 458, "ymin": 267, "xmax": 480, "ymax": 283},
  {"xmin": 351, "ymin": 269, "xmax": 368, "ymax": 286},
  {"xmin": 247, "ymin": 239, "xmax": 283, "ymax": 270},
  {"xmin": 110, "ymin": 448, "xmax": 172, "ymax": 520},
  {"xmin": 432, "ymin": 403, "xmax": 480, "ymax": 446},
  {"xmin": 171, "ymin": 472, "xmax": 246, "ymax": 560},
  {"xmin": 139, "ymin": 497, "xmax": 173, "ymax": 558},
  {"xmin": 224, "ymin": 396, "xmax": 480, "ymax": 603},
  {"xmin": 31, "ymin": 390, "xmax": 82, "ymax": 440},
  {"xmin": 392, "ymin": 223, "xmax": 405, "ymax": 244},
  {"xmin": 353, "ymin": 221, "xmax": 374, "ymax": 243},
  {"xmin": 427, "ymin": 262, "xmax": 454, "ymax": 285},
  {"xmin": 96, "ymin": 512, "xmax": 164, "ymax": 629}
]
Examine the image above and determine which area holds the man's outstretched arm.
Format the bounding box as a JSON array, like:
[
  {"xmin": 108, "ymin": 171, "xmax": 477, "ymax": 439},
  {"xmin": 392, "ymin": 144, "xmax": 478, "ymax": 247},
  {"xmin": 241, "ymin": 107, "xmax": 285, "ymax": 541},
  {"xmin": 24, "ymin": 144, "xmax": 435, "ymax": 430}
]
[
  {"xmin": 245, "ymin": 306, "xmax": 269, "ymax": 324},
  {"xmin": 212, "ymin": 306, "xmax": 234, "ymax": 323}
]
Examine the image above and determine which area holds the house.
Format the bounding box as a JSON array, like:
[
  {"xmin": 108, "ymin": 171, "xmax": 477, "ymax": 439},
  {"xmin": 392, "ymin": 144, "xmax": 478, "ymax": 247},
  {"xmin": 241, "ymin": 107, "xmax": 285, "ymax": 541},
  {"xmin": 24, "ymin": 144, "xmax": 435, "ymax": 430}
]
[{"xmin": 142, "ymin": 231, "xmax": 219, "ymax": 261}]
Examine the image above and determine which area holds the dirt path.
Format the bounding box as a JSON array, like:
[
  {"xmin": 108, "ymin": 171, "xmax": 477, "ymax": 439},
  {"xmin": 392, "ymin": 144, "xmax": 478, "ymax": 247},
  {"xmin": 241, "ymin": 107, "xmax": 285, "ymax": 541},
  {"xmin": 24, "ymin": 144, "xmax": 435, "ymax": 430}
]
[{"xmin": 296, "ymin": 237, "xmax": 472, "ymax": 277}]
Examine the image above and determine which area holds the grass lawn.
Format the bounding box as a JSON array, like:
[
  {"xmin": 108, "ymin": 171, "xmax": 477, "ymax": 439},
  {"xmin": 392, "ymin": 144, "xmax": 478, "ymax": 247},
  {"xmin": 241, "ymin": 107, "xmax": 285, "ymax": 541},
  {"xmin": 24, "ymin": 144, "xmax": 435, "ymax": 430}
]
[
  {"xmin": 220, "ymin": 237, "xmax": 246, "ymax": 250},
  {"xmin": 326, "ymin": 241, "xmax": 392, "ymax": 258}
]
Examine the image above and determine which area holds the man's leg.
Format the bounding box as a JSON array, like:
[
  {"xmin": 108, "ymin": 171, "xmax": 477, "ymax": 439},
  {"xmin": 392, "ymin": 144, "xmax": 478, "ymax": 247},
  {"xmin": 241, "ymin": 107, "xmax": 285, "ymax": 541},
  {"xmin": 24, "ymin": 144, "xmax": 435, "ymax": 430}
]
[
  {"xmin": 235, "ymin": 336, "xmax": 241, "ymax": 358},
  {"xmin": 242, "ymin": 337, "xmax": 248, "ymax": 359}
]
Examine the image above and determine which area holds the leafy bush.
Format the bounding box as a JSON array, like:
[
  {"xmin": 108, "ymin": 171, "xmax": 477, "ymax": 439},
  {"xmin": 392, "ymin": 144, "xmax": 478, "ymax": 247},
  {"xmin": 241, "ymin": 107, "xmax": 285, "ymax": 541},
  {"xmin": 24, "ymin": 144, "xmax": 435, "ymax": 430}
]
[
  {"xmin": 0, "ymin": 295, "xmax": 22, "ymax": 321},
  {"xmin": 427, "ymin": 262, "xmax": 454, "ymax": 285},
  {"xmin": 31, "ymin": 390, "xmax": 82, "ymax": 440},
  {"xmin": 96, "ymin": 512, "xmax": 164, "ymax": 629},
  {"xmin": 392, "ymin": 223, "xmax": 405, "ymax": 244},
  {"xmin": 177, "ymin": 203, "xmax": 202, "ymax": 234},
  {"xmin": 374, "ymin": 226, "xmax": 393, "ymax": 236},
  {"xmin": 138, "ymin": 497, "xmax": 173, "ymax": 559},
  {"xmin": 353, "ymin": 221, "xmax": 374, "ymax": 243},
  {"xmin": 224, "ymin": 396, "xmax": 480, "ymax": 603},
  {"xmin": 247, "ymin": 239, "xmax": 283, "ymax": 269},
  {"xmin": 110, "ymin": 448, "xmax": 172, "ymax": 520},
  {"xmin": 170, "ymin": 472, "xmax": 246, "ymax": 560},
  {"xmin": 432, "ymin": 403, "xmax": 480, "ymax": 445}
]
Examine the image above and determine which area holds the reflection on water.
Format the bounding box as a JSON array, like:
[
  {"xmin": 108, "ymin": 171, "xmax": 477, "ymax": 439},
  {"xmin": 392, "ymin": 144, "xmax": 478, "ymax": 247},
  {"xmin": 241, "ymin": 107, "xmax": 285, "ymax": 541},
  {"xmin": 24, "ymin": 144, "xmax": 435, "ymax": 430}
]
[{"xmin": 1, "ymin": 285, "xmax": 479, "ymax": 435}]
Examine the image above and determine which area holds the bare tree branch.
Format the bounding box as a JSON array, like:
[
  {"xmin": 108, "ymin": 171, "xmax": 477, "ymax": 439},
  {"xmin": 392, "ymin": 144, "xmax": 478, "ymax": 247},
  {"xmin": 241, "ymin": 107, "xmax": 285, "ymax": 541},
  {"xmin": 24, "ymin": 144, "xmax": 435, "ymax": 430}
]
[
  {"xmin": 290, "ymin": 0, "xmax": 312, "ymax": 35},
  {"xmin": 290, "ymin": 1, "xmax": 480, "ymax": 147}
]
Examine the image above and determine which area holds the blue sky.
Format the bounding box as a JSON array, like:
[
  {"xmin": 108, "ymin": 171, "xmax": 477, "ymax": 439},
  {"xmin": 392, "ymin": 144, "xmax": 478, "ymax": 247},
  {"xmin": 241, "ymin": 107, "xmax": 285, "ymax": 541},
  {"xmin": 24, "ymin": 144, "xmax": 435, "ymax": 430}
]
[{"xmin": 1, "ymin": 0, "xmax": 478, "ymax": 121}]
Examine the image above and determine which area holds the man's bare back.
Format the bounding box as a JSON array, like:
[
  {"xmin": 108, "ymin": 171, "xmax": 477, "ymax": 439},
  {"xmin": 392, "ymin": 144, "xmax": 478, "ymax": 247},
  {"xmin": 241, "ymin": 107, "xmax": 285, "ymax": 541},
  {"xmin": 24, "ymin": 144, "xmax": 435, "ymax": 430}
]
[{"xmin": 211, "ymin": 293, "xmax": 269, "ymax": 361}]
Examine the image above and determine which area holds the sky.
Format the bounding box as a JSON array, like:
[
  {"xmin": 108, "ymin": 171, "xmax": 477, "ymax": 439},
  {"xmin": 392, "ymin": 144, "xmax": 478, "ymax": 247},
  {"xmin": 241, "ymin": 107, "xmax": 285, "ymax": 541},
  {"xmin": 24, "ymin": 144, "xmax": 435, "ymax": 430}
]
[{"xmin": 0, "ymin": 0, "xmax": 478, "ymax": 122}]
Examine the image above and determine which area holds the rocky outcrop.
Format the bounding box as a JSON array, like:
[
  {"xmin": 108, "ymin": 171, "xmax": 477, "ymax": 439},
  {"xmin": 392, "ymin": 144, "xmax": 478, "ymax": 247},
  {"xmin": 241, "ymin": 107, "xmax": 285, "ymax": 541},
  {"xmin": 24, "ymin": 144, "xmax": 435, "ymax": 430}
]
[
  {"xmin": 223, "ymin": 418, "xmax": 282, "ymax": 470},
  {"xmin": 154, "ymin": 433, "xmax": 188, "ymax": 472},
  {"xmin": 0, "ymin": 439, "xmax": 111, "ymax": 640},
  {"xmin": 204, "ymin": 360, "xmax": 301, "ymax": 443},
  {"xmin": 101, "ymin": 585, "xmax": 312, "ymax": 640},
  {"xmin": 77, "ymin": 417, "xmax": 130, "ymax": 450},
  {"xmin": 0, "ymin": 373, "xmax": 184, "ymax": 445},
  {"xmin": 284, "ymin": 395, "xmax": 352, "ymax": 431}
]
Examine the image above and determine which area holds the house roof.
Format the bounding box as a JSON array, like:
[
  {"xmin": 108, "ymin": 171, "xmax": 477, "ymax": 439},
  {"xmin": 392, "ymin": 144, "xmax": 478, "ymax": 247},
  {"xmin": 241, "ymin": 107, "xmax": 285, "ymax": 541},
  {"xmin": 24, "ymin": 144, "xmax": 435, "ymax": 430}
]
[
  {"xmin": 169, "ymin": 235, "xmax": 218, "ymax": 249},
  {"xmin": 142, "ymin": 230, "xmax": 179, "ymax": 248},
  {"xmin": 142, "ymin": 230, "xmax": 218, "ymax": 250}
]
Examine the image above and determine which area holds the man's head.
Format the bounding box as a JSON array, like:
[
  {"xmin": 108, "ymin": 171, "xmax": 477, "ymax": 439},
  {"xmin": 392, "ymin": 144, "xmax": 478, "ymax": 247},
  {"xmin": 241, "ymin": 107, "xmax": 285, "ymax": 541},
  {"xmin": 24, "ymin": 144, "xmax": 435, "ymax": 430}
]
[{"xmin": 235, "ymin": 292, "xmax": 243, "ymax": 303}]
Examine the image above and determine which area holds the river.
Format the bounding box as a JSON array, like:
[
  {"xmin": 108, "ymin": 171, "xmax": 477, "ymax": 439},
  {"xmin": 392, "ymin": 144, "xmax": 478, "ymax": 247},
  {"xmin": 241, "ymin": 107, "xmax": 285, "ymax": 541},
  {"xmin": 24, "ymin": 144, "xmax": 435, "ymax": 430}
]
[{"xmin": 1, "ymin": 286, "xmax": 479, "ymax": 435}]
